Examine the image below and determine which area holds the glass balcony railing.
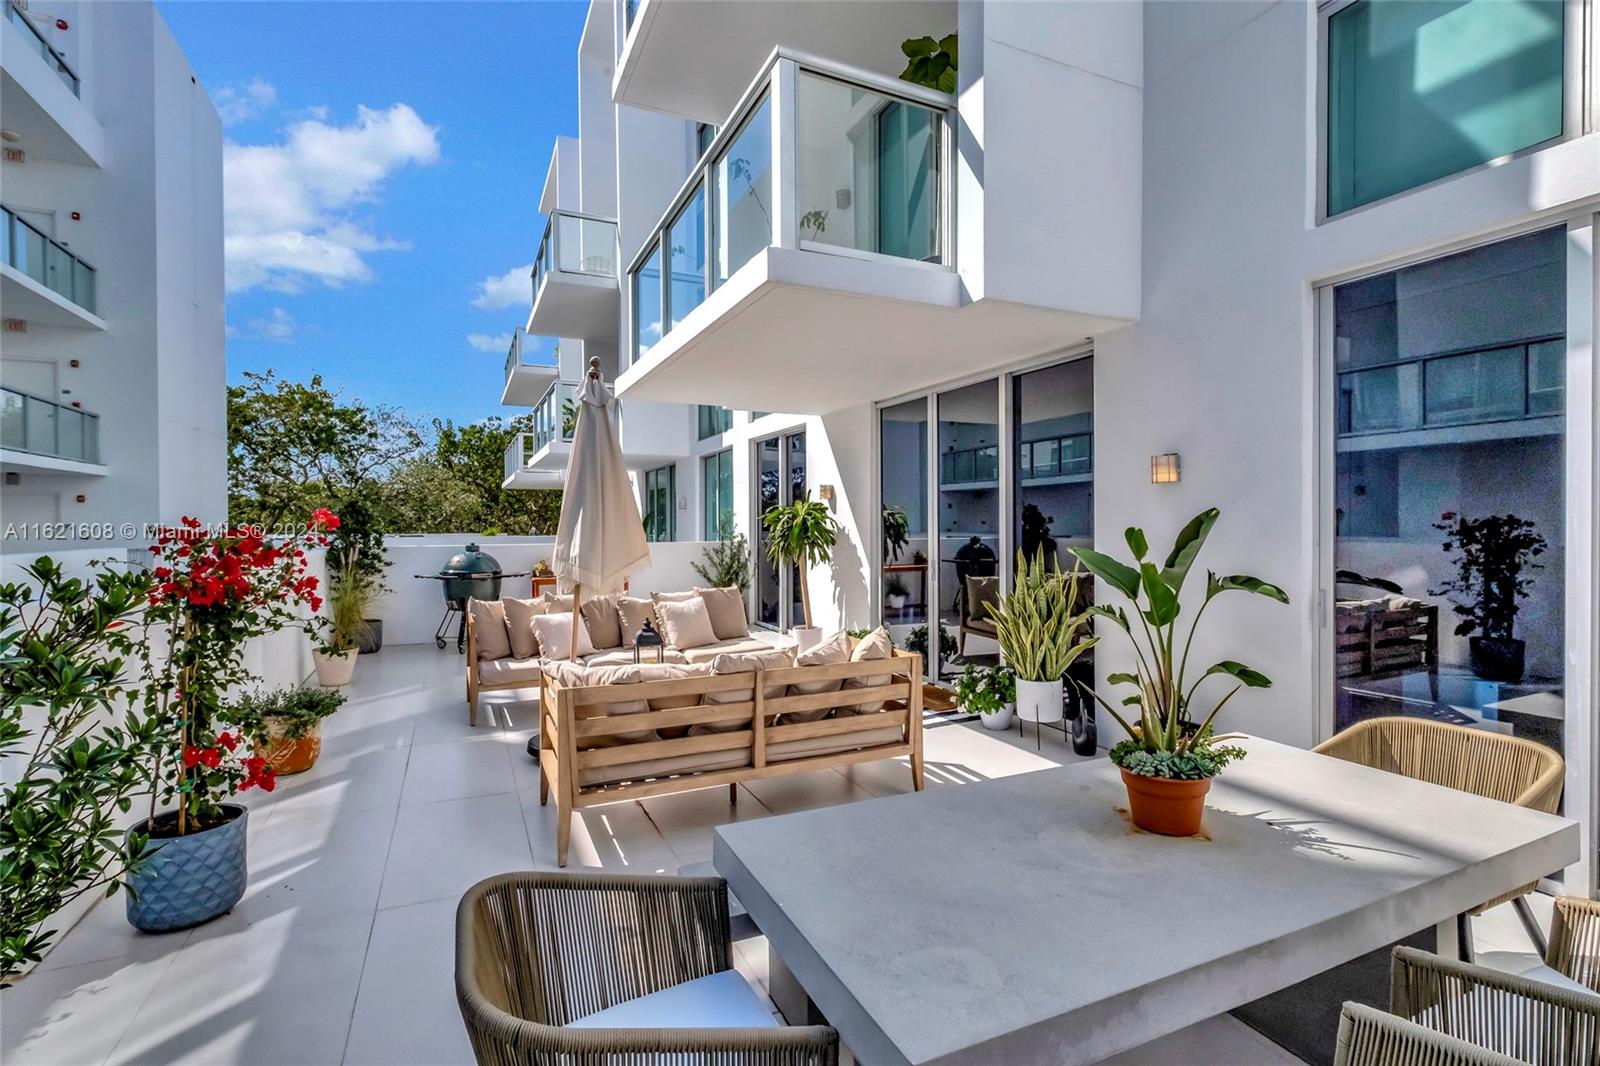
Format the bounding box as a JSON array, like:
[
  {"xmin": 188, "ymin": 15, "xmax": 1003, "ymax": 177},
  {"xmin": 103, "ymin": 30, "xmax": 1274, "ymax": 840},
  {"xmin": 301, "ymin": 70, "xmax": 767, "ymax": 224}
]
[
  {"xmin": 1, "ymin": 386, "xmax": 99, "ymax": 463},
  {"xmin": 627, "ymin": 50, "xmax": 951, "ymax": 364},
  {"xmin": 503, "ymin": 327, "xmax": 560, "ymax": 385},
  {"xmin": 531, "ymin": 380, "xmax": 582, "ymax": 454},
  {"xmin": 504, "ymin": 432, "xmax": 536, "ymax": 482},
  {"xmin": 1019, "ymin": 432, "xmax": 1093, "ymax": 481},
  {"xmin": 1336, "ymin": 338, "xmax": 1565, "ymax": 437},
  {"xmin": 2, "ymin": 205, "xmax": 97, "ymax": 314},
  {"xmin": 530, "ymin": 210, "xmax": 618, "ymax": 299},
  {"xmin": 6, "ymin": 2, "xmax": 80, "ymax": 96},
  {"xmin": 941, "ymin": 444, "xmax": 998, "ymax": 486}
]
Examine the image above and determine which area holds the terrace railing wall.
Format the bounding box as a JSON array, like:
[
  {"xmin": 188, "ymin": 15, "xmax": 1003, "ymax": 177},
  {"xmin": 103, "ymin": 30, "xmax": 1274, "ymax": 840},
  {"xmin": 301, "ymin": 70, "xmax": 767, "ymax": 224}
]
[
  {"xmin": 6, "ymin": 2, "xmax": 80, "ymax": 96},
  {"xmin": 531, "ymin": 210, "xmax": 618, "ymax": 299},
  {"xmin": 1, "ymin": 386, "xmax": 100, "ymax": 464},
  {"xmin": 2, "ymin": 205, "xmax": 97, "ymax": 314}
]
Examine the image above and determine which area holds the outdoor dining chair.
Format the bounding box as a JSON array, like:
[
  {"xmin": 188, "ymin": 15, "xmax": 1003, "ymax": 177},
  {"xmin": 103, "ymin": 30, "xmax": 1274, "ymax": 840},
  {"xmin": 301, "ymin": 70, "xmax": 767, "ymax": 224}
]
[
  {"xmin": 1333, "ymin": 1001, "xmax": 1530, "ymax": 1066},
  {"xmin": 1313, "ymin": 718, "xmax": 1565, "ymax": 955},
  {"xmin": 455, "ymin": 870, "xmax": 838, "ymax": 1066}
]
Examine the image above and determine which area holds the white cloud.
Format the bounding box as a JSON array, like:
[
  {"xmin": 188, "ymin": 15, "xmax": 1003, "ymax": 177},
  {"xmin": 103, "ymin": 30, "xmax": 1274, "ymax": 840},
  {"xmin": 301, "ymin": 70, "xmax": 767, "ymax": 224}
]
[
  {"xmin": 224, "ymin": 103, "xmax": 440, "ymax": 294},
  {"xmin": 230, "ymin": 306, "xmax": 299, "ymax": 344},
  {"xmin": 212, "ymin": 78, "xmax": 277, "ymax": 126},
  {"xmin": 467, "ymin": 332, "xmax": 515, "ymax": 353},
  {"xmin": 471, "ymin": 263, "xmax": 533, "ymax": 310}
]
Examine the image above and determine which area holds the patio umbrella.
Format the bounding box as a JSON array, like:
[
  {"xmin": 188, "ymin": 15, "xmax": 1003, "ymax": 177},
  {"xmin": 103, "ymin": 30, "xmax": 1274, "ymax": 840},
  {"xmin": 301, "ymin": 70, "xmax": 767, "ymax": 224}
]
[{"xmin": 551, "ymin": 357, "xmax": 651, "ymax": 659}]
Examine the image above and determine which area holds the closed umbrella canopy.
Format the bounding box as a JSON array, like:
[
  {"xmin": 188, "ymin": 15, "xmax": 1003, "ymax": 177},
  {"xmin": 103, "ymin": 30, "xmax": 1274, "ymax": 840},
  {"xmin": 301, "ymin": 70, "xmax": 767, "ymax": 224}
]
[{"xmin": 551, "ymin": 359, "xmax": 651, "ymax": 657}]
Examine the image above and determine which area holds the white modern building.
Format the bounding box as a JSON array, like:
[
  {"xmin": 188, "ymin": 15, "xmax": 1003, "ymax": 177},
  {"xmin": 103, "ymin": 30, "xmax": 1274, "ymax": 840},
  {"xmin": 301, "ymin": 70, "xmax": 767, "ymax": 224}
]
[
  {"xmin": 0, "ymin": 0, "xmax": 225, "ymax": 556},
  {"xmin": 515, "ymin": 0, "xmax": 1599, "ymax": 886}
]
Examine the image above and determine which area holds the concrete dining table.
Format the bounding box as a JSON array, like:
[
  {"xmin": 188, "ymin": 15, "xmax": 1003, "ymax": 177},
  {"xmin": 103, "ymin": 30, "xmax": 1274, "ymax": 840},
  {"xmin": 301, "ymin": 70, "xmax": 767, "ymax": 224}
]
[{"xmin": 712, "ymin": 736, "xmax": 1579, "ymax": 1066}]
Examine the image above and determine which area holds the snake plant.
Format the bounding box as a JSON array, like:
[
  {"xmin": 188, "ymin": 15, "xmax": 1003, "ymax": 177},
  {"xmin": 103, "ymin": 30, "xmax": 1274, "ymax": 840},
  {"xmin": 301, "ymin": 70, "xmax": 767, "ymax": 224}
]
[
  {"xmin": 1070, "ymin": 508, "xmax": 1288, "ymax": 767},
  {"xmin": 985, "ymin": 549, "xmax": 1095, "ymax": 683}
]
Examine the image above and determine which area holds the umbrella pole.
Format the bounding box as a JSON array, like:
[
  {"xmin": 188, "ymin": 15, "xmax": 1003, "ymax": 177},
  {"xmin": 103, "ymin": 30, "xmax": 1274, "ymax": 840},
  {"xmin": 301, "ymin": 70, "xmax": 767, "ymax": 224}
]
[{"xmin": 568, "ymin": 582, "xmax": 582, "ymax": 661}]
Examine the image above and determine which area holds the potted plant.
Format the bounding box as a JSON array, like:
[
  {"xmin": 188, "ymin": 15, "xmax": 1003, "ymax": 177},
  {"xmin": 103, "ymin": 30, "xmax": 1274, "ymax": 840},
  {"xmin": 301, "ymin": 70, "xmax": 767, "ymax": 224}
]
[
  {"xmin": 882, "ymin": 505, "xmax": 909, "ymax": 563},
  {"xmin": 987, "ymin": 549, "xmax": 1094, "ymax": 726},
  {"xmin": 956, "ymin": 664, "xmax": 1016, "ymax": 731},
  {"xmin": 128, "ymin": 513, "xmax": 331, "ymax": 932},
  {"xmin": 1, "ymin": 558, "xmax": 156, "ymax": 983},
  {"xmin": 760, "ymin": 494, "xmax": 839, "ymax": 653},
  {"xmin": 316, "ymin": 527, "xmax": 373, "ymax": 687},
  {"xmin": 1430, "ymin": 511, "xmax": 1546, "ymax": 683},
  {"xmin": 691, "ymin": 517, "xmax": 752, "ymax": 593},
  {"xmin": 332, "ymin": 498, "xmax": 388, "ymax": 654},
  {"xmin": 885, "ymin": 576, "xmax": 911, "ymax": 611},
  {"xmin": 1071, "ymin": 508, "xmax": 1288, "ymax": 836},
  {"xmin": 906, "ymin": 623, "xmax": 958, "ymax": 665},
  {"xmin": 228, "ymin": 685, "xmax": 345, "ymax": 775}
]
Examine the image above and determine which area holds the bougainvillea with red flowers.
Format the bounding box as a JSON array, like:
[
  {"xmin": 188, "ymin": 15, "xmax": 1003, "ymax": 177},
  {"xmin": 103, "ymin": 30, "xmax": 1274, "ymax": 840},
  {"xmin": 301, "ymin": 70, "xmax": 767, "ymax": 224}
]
[{"xmin": 136, "ymin": 513, "xmax": 334, "ymax": 836}]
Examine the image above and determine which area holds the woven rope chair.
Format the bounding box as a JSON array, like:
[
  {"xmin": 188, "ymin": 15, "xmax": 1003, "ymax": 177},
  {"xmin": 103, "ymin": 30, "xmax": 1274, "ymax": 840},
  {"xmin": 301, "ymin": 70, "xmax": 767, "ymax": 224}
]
[
  {"xmin": 455, "ymin": 871, "xmax": 838, "ymax": 1066},
  {"xmin": 1335, "ymin": 1001, "xmax": 1532, "ymax": 1066},
  {"xmin": 1314, "ymin": 718, "xmax": 1565, "ymax": 953},
  {"xmin": 1548, "ymin": 896, "xmax": 1600, "ymax": 994},
  {"xmin": 1388, "ymin": 946, "xmax": 1600, "ymax": 1065}
]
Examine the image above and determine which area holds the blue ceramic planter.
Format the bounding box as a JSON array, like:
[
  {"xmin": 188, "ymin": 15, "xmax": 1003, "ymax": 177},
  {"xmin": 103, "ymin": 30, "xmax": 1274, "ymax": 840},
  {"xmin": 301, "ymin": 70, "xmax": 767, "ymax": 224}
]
[{"xmin": 125, "ymin": 804, "xmax": 248, "ymax": 932}]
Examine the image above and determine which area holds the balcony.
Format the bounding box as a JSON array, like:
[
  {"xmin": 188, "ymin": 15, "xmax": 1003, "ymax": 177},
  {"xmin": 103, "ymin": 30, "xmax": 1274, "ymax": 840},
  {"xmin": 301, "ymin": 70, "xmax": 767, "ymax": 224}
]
[
  {"xmin": 526, "ymin": 210, "xmax": 618, "ymax": 341},
  {"xmin": 500, "ymin": 328, "xmax": 562, "ymax": 407},
  {"xmin": 501, "ymin": 432, "xmax": 565, "ymax": 490},
  {"xmin": 613, "ymin": 0, "xmax": 953, "ymax": 123},
  {"xmin": 1, "ymin": 205, "xmax": 103, "ymax": 329},
  {"xmin": 0, "ymin": 2, "xmax": 103, "ymax": 166},
  {"xmin": 0, "ymin": 385, "xmax": 104, "ymax": 474}
]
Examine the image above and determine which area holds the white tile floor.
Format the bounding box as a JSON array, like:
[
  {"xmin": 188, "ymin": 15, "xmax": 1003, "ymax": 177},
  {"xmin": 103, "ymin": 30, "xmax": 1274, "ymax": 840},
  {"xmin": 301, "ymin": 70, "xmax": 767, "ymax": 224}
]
[{"xmin": 1, "ymin": 644, "xmax": 1551, "ymax": 1066}]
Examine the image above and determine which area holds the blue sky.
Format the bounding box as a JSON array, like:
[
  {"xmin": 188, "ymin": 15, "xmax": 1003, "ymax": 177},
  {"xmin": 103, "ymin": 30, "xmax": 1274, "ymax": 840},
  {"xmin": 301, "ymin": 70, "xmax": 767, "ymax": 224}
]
[{"xmin": 159, "ymin": 0, "xmax": 586, "ymax": 426}]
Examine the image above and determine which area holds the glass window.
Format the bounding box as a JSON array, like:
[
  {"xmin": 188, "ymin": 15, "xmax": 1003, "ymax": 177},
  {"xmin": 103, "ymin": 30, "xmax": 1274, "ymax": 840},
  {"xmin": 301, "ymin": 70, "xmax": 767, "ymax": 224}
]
[
  {"xmin": 1013, "ymin": 360, "xmax": 1093, "ymax": 576},
  {"xmin": 696, "ymin": 122, "xmax": 717, "ymax": 158},
  {"xmin": 937, "ymin": 379, "xmax": 998, "ymax": 679},
  {"xmin": 668, "ymin": 184, "xmax": 706, "ymax": 332},
  {"xmin": 795, "ymin": 73, "xmax": 941, "ymax": 263},
  {"xmin": 697, "ymin": 405, "xmax": 733, "ymax": 440},
  {"xmin": 880, "ymin": 398, "xmax": 929, "ymax": 642},
  {"xmin": 1327, "ymin": 0, "xmax": 1566, "ymax": 216},
  {"xmin": 701, "ymin": 449, "xmax": 734, "ymax": 538},
  {"xmin": 1331, "ymin": 226, "xmax": 1566, "ymax": 771},
  {"xmin": 714, "ymin": 95, "xmax": 772, "ymax": 286},
  {"xmin": 643, "ymin": 465, "xmax": 676, "ymax": 542},
  {"xmin": 632, "ymin": 240, "xmax": 662, "ymax": 361}
]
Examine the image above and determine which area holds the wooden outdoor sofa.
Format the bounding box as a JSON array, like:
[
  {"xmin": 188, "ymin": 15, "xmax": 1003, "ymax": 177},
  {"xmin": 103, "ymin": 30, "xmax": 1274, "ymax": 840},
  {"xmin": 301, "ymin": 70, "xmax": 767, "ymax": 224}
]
[{"xmin": 536, "ymin": 646, "xmax": 925, "ymax": 867}]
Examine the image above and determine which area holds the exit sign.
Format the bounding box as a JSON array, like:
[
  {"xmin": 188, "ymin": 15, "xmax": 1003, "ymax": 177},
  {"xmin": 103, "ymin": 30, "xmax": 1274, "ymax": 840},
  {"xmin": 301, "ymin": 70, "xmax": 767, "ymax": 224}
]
[{"xmin": 2, "ymin": 148, "xmax": 24, "ymax": 163}]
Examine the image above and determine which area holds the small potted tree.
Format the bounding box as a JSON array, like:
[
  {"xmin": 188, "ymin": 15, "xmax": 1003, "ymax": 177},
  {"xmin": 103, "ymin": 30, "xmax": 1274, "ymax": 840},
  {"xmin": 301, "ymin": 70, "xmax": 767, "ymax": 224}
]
[
  {"xmin": 316, "ymin": 559, "xmax": 371, "ymax": 687},
  {"xmin": 228, "ymin": 686, "xmax": 345, "ymax": 775},
  {"xmin": 987, "ymin": 550, "xmax": 1094, "ymax": 726},
  {"xmin": 128, "ymin": 513, "xmax": 331, "ymax": 932},
  {"xmin": 1430, "ymin": 511, "xmax": 1546, "ymax": 683},
  {"xmin": 760, "ymin": 494, "xmax": 839, "ymax": 653},
  {"xmin": 1072, "ymin": 509, "xmax": 1287, "ymax": 836},
  {"xmin": 885, "ymin": 576, "xmax": 911, "ymax": 611},
  {"xmin": 956, "ymin": 664, "xmax": 1016, "ymax": 731}
]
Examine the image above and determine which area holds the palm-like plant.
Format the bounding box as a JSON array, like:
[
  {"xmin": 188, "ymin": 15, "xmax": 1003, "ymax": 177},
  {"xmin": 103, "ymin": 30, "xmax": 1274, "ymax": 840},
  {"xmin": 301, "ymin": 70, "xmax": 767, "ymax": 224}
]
[
  {"xmin": 760, "ymin": 495, "xmax": 839, "ymax": 629},
  {"xmin": 986, "ymin": 549, "xmax": 1095, "ymax": 682},
  {"xmin": 1071, "ymin": 508, "xmax": 1287, "ymax": 771},
  {"xmin": 882, "ymin": 505, "xmax": 910, "ymax": 563}
]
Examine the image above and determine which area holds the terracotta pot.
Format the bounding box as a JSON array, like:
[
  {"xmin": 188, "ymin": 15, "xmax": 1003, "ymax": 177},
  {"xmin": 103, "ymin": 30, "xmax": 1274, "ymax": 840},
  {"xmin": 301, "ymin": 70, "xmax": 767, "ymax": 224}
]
[
  {"xmin": 258, "ymin": 719, "xmax": 322, "ymax": 775},
  {"xmin": 1119, "ymin": 769, "xmax": 1212, "ymax": 836}
]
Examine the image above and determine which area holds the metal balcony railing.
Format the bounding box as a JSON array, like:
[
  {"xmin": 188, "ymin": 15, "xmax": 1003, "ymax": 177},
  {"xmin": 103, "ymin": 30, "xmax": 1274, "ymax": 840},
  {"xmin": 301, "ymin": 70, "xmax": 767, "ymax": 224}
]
[
  {"xmin": 1, "ymin": 386, "xmax": 99, "ymax": 463},
  {"xmin": 503, "ymin": 327, "xmax": 560, "ymax": 385},
  {"xmin": 626, "ymin": 48, "xmax": 953, "ymax": 364},
  {"xmin": 6, "ymin": 2, "xmax": 80, "ymax": 96},
  {"xmin": 2, "ymin": 205, "xmax": 97, "ymax": 314},
  {"xmin": 530, "ymin": 380, "xmax": 582, "ymax": 454},
  {"xmin": 530, "ymin": 210, "xmax": 617, "ymax": 299},
  {"xmin": 504, "ymin": 432, "xmax": 536, "ymax": 482}
]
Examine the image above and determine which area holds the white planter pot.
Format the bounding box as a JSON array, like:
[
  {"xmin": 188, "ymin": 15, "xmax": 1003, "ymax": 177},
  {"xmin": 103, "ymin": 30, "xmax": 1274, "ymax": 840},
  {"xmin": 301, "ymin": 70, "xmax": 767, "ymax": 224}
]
[
  {"xmin": 1016, "ymin": 678, "xmax": 1064, "ymax": 724},
  {"xmin": 792, "ymin": 626, "xmax": 823, "ymax": 654},
  {"xmin": 885, "ymin": 594, "xmax": 908, "ymax": 610},
  {"xmin": 313, "ymin": 648, "xmax": 359, "ymax": 688},
  {"xmin": 981, "ymin": 702, "xmax": 1014, "ymax": 731}
]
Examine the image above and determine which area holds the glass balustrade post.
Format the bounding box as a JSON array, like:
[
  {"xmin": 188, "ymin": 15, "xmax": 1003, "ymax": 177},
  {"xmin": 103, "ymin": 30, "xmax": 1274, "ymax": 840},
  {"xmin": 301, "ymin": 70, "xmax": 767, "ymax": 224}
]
[{"xmin": 769, "ymin": 59, "xmax": 799, "ymax": 251}]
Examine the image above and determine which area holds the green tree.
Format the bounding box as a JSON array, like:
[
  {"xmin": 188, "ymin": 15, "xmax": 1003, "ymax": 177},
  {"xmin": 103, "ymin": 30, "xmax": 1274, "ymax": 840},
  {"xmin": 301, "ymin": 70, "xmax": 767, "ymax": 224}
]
[{"xmin": 428, "ymin": 414, "xmax": 562, "ymax": 534}]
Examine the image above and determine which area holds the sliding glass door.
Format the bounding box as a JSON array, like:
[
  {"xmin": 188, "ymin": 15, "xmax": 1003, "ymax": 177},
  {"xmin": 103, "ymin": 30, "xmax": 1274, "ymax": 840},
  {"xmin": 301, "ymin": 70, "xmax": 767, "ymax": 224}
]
[
  {"xmin": 754, "ymin": 430, "xmax": 807, "ymax": 630},
  {"xmin": 880, "ymin": 398, "xmax": 930, "ymax": 642},
  {"xmin": 937, "ymin": 380, "xmax": 999, "ymax": 679}
]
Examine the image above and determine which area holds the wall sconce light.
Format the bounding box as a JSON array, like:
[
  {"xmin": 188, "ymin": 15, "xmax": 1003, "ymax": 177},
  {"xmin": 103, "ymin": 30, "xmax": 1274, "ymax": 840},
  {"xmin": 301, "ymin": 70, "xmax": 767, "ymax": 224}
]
[
  {"xmin": 1150, "ymin": 453, "xmax": 1181, "ymax": 484},
  {"xmin": 817, "ymin": 484, "xmax": 836, "ymax": 510}
]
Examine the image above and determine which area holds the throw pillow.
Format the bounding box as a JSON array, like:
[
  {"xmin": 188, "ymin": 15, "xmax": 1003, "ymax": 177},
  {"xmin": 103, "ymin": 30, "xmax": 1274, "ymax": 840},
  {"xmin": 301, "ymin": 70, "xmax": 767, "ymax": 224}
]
[
  {"xmin": 529, "ymin": 612, "xmax": 597, "ymax": 660},
  {"xmin": 694, "ymin": 586, "xmax": 750, "ymax": 640},
  {"xmin": 540, "ymin": 592, "xmax": 575, "ymax": 614},
  {"xmin": 502, "ymin": 597, "xmax": 546, "ymax": 660},
  {"xmin": 652, "ymin": 590, "xmax": 701, "ymax": 603},
  {"xmin": 469, "ymin": 599, "xmax": 512, "ymax": 661},
  {"xmin": 616, "ymin": 596, "xmax": 659, "ymax": 647},
  {"xmin": 785, "ymin": 630, "xmax": 852, "ymax": 720},
  {"xmin": 844, "ymin": 626, "xmax": 896, "ymax": 714},
  {"xmin": 693, "ymin": 649, "xmax": 794, "ymax": 733},
  {"xmin": 540, "ymin": 661, "xmax": 651, "ymax": 746},
  {"xmin": 580, "ymin": 594, "xmax": 624, "ymax": 651},
  {"xmin": 655, "ymin": 597, "xmax": 718, "ymax": 650}
]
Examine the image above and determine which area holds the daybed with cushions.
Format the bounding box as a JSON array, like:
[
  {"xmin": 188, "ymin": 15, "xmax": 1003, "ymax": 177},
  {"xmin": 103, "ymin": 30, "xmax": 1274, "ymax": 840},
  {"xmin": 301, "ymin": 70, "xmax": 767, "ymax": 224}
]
[
  {"xmin": 464, "ymin": 585, "xmax": 780, "ymax": 725},
  {"xmin": 536, "ymin": 629, "xmax": 924, "ymax": 866}
]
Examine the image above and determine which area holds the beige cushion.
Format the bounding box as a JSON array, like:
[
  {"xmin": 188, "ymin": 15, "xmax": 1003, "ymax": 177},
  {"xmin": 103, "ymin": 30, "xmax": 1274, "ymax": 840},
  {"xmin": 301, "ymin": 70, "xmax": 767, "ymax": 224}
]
[
  {"xmin": 616, "ymin": 597, "xmax": 659, "ymax": 647},
  {"xmin": 470, "ymin": 599, "xmax": 512, "ymax": 661},
  {"xmin": 540, "ymin": 661, "xmax": 653, "ymax": 746},
  {"xmin": 767, "ymin": 724, "xmax": 904, "ymax": 763},
  {"xmin": 844, "ymin": 627, "xmax": 896, "ymax": 714},
  {"xmin": 582, "ymin": 648, "xmax": 688, "ymax": 668},
  {"xmin": 695, "ymin": 586, "xmax": 750, "ymax": 640},
  {"xmin": 579, "ymin": 749, "xmax": 750, "ymax": 788},
  {"xmin": 653, "ymin": 590, "xmax": 702, "ymax": 604},
  {"xmin": 529, "ymin": 612, "xmax": 597, "ymax": 660},
  {"xmin": 681, "ymin": 638, "xmax": 783, "ymax": 663},
  {"xmin": 580, "ymin": 594, "xmax": 624, "ymax": 651},
  {"xmin": 541, "ymin": 592, "xmax": 575, "ymax": 614},
  {"xmin": 475, "ymin": 657, "xmax": 544, "ymax": 687},
  {"xmin": 656, "ymin": 597, "xmax": 718, "ymax": 650},
  {"xmin": 694, "ymin": 648, "xmax": 794, "ymax": 733},
  {"xmin": 785, "ymin": 631, "xmax": 852, "ymax": 720},
  {"xmin": 502, "ymin": 597, "xmax": 548, "ymax": 660}
]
